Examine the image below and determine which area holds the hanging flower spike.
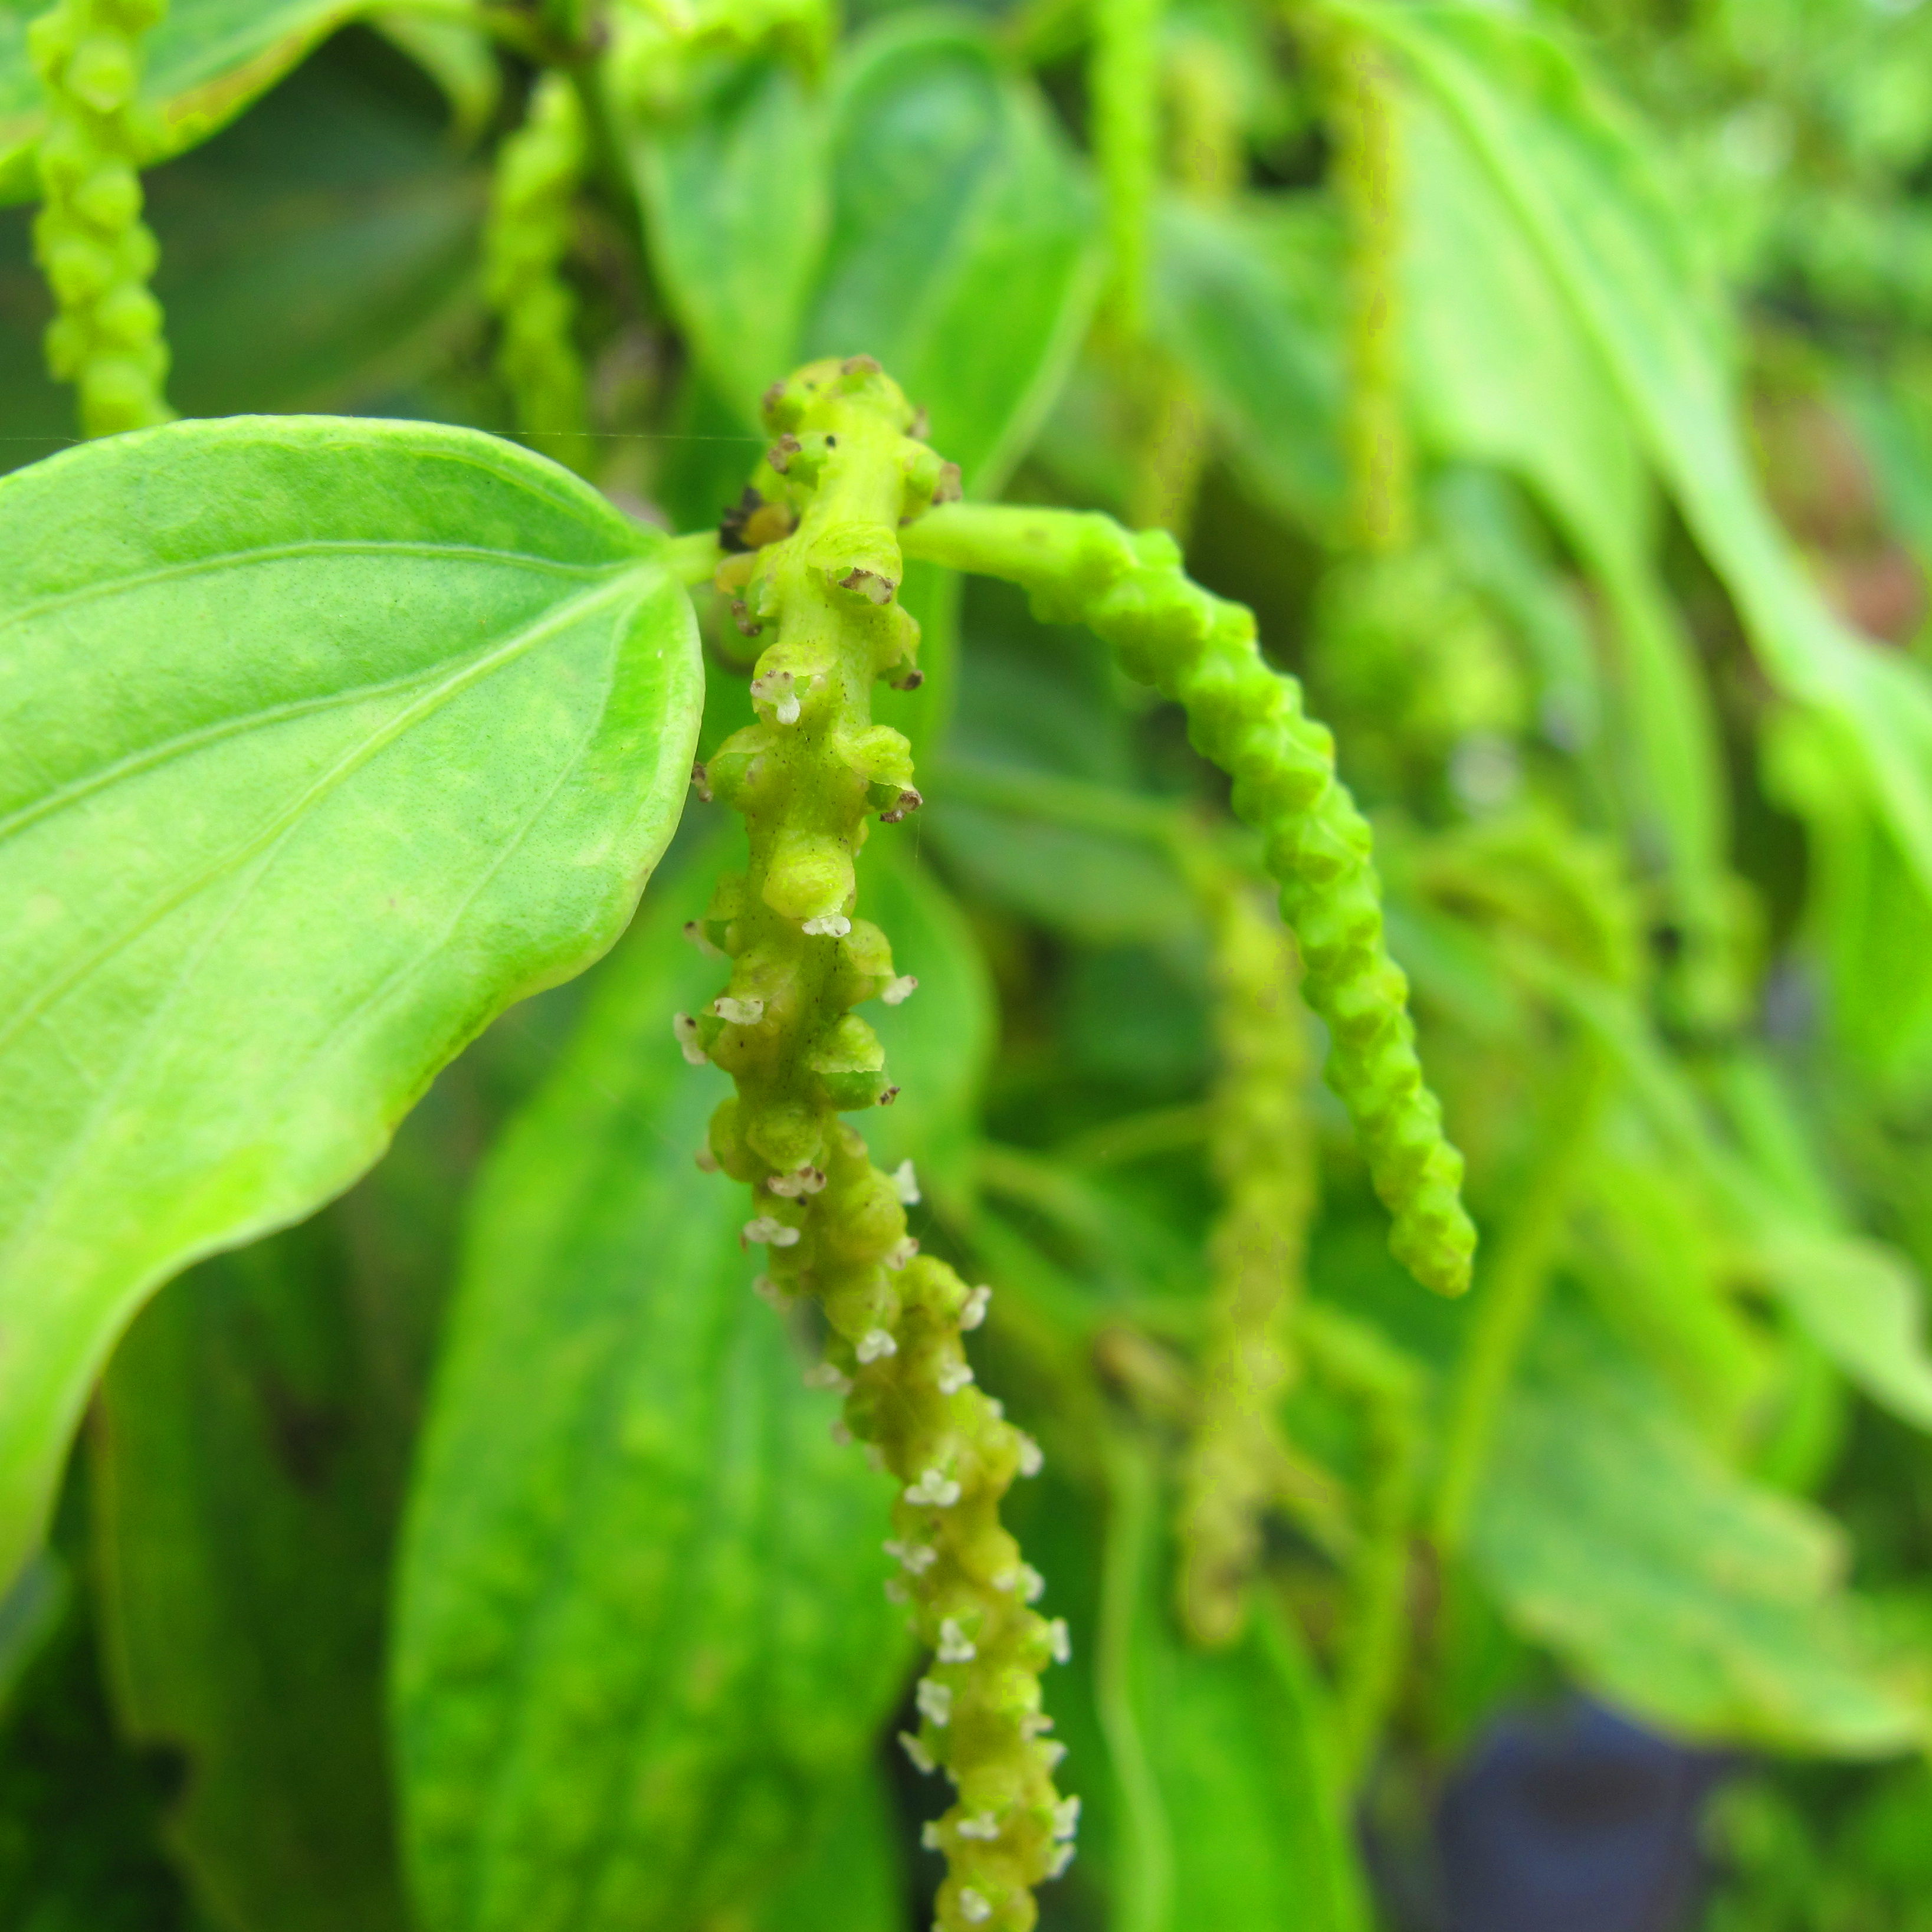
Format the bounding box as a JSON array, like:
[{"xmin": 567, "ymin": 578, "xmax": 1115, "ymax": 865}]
[
  {"xmin": 900, "ymin": 501, "xmax": 1477, "ymax": 1297},
  {"xmin": 694, "ymin": 356, "xmax": 1072, "ymax": 1932},
  {"xmin": 1176, "ymin": 870, "xmax": 1313, "ymax": 1645},
  {"xmin": 29, "ymin": 0, "xmax": 175, "ymax": 438},
  {"xmin": 485, "ymin": 69, "xmax": 588, "ymax": 470}
]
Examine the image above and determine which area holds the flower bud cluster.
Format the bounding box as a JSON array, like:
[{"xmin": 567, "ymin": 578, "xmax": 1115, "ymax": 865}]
[
  {"xmin": 901, "ymin": 503, "xmax": 1477, "ymax": 1297},
  {"xmin": 693, "ymin": 357, "xmax": 1071, "ymax": 1931},
  {"xmin": 28, "ymin": 0, "xmax": 174, "ymax": 437},
  {"xmin": 485, "ymin": 70, "xmax": 587, "ymax": 468},
  {"xmin": 1176, "ymin": 871, "xmax": 1311, "ymax": 1645}
]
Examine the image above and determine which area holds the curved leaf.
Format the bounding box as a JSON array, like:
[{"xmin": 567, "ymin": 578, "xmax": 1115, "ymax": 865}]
[
  {"xmin": 802, "ymin": 14, "xmax": 1101, "ymax": 492},
  {"xmin": 0, "ymin": 0, "xmax": 368, "ymax": 203},
  {"xmin": 393, "ymin": 837, "xmax": 906, "ymax": 1932},
  {"xmin": 625, "ymin": 54, "xmax": 830, "ymax": 431},
  {"xmin": 1364, "ymin": 2, "xmax": 1932, "ymax": 907},
  {"xmin": 0, "ymin": 415, "xmax": 703, "ymax": 1593},
  {"xmin": 1473, "ymin": 1306, "xmax": 1926, "ymax": 1756}
]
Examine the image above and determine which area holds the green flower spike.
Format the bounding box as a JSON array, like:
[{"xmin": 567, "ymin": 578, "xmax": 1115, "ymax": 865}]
[
  {"xmin": 693, "ymin": 357, "xmax": 1071, "ymax": 1932},
  {"xmin": 900, "ymin": 503, "xmax": 1477, "ymax": 1296},
  {"xmin": 485, "ymin": 69, "xmax": 588, "ymax": 468},
  {"xmin": 1176, "ymin": 870, "xmax": 1312, "ymax": 1646},
  {"xmin": 29, "ymin": 0, "xmax": 175, "ymax": 437}
]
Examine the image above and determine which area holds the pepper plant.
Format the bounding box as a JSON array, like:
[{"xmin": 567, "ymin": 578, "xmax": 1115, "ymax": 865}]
[{"xmin": 4, "ymin": 2, "xmax": 1932, "ymax": 1930}]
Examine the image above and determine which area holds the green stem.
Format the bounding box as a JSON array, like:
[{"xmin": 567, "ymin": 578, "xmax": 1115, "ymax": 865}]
[
  {"xmin": 1097, "ymin": 1432, "xmax": 1175, "ymax": 1932},
  {"xmin": 901, "ymin": 500, "xmax": 1477, "ymax": 1297},
  {"xmin": 1430, "ymin": 1047, "xmax": 1609, "ymax": 1553},
  {"xmin": 696, "ymin": 359, "xmax": 1070, "ymax": 1932},
  {"xmin": 1091, "ymin": 0, "xmax": 1162, "ymax": 336}
]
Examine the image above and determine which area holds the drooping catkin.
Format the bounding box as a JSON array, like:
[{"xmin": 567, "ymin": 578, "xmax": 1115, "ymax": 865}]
[
  {"xmin": 689, "ymin": 358, "xmax": 1072, "ymax": 1932},
  {"xmin": 1175, "ymin": 870, "xmax": 1313, "ymax": 1646},
  {"xmin": 900, "ymin": 501, "xmax": 1476, "ymax": 1296},
  {"xmin": 28, "ymin": 0, "xmax": 174, "ymax": 437},
  {"xmin": 484, "ymin": 69, "xmax": 588, "ymax": 469}
]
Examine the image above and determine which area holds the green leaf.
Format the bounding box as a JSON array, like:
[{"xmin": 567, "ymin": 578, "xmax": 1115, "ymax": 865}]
[
  {"xmin": 1366, "ymin": 2, "xmax": 1932, "ymax": 908},
  {"xmin": 0, "ymin": 0, "xmax": 369, "ymax": 202},
  {"xmin": 625, "ymin": 54, "xmax": 830, "ymax": 431},
  {"xmin": 1398, "ymin": 80, "xmax": 1729, "ymax": 959},
  {"xmin": 0, "ymin": 40, "xmax": 486, "ymax": 475},
  {"xmin": 0, "ymin": 415, "xmax": 703, "ymax": 1595},
  {"xmin": 858, "ymin": 839, "xmax": 995, "ymax": 1214},
  {"xmin": 802, "ymin": 14, "xmax": 1101, "ymax": 492},
  {"xmin": 1150, "ymin": 195, "xmax": 1346, "ymax": 534},
  {"xmin": 82, "ymin": 983, "xmax": 566, "ymax": 1932},
  {"xmin": 1472, "ymin": 1304, "xmax": 1926, "ymax": 1756},
  {"xmin": 749, "ymin": 1764, "xmax": 904, "ymax": 1932},
  {"xmin": 393, "ymin": 837, "xmax": 907, "ymax": 1932},
  {"xmin": 369, "ymin": 9, "xmax": 501, "ymax": 141},
  {"xmin": 1095, "ymin": 1438, "xmax": 1370, "ymax": 1932},
  {"xmin": 90, "ymin": 1228, "xmax": 414, "ymax": 1932}
]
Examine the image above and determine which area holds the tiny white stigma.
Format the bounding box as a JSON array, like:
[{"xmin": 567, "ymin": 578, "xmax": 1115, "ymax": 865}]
[
  {"xmin": 882, "ymin": 973, "xmax": 919, "ymax": 1005},
  {"xmin": 766, "ymin": 1163, "xmax": 826, "ymax": 1199},
  {"xmin": 744, "ymin": 1214, "xmax": 800, "ymax": 1248},
  {"xmin": 682, "ymin": 920, "xmax": 724, "ymax": 959},
  {"xmin": 937, "ymin": 1617, "xmax": 976, "ymax": 1663},
  {"xmin": 956, "ymin": 1812, "xmax": 1000, "ymax": 1841},
  {"xmin": 801, "ymin": 913, "xmax": 852, "ymax": 937},
  {"xmin": 900, "ymin": 1730, "xmax": 936, "ymax": 1774},
  {"xmin": 1015, "ymin": 1435, "xmax": 1044, "ymax": 1477},
  {"xmin": 936, "ymin": 1359, "xmax": 974, "ymax": 1396},
  {"xmin": 713, "ymin": 994, "xmax": 765, "ymax": 1026},
  {"xmin": 751, "ymin": 1274, "xmax": 790, "ymax": 1308},
  {"xmin": 776, "ymin": 691, "xmax": 801, "ymax": 724},
  {"xmin": 803, "ymin": 1363, "xmax": 852, "ymax": 1396},
  {"xmin": 1052, "ymin": 1795, "xmax": 1081, "ymax": 1841},
  {"xmin": 993, "ymin": 1563, "xmax": 1045, "ymax": 1602},
  {"xmin": 884, "ymin": 1576, "xmax": 908, "ymax": 1603},
  {"xmin": 884, "ymin": 1539, "xmax": 938, "ymax": 1575},
  {"xmin": 1020, "ymin": 1713, "xmax": 1055, "ymax": 1738},
  {"xmin": 914, "ymin": 1677, "xmax": 953, "ymax": 1727},
  {"xmin": 890, "ymin": 1159, "xmax": 921, "ymax": 1205},
  {"xmin": 958, "ymin": 1888, "xmax": 993, "ymax": 1924},
  {"xmin": 671, "ymin": 1013, "xmax": 708, "ymax": 1065},
  {"xmin": 1041, "ymin": 1739, "xmax": 1068, "ymax": 1770},
  {"xmin": 959, "ymin": 1285, "xmax": 992, "ymax": 1330},
  {"xmin": 905, "ymin": 1469, "xmax": 962, "ymax": 1507},
  {"xmin": 921, "ymin": 1821, "xmax": 943, "ymax": 1851},
  {"xmin": 856, "ymin": 1328, "xmax": 898, "ymax": 1363},
  {"xmin": 1046, "ymin": 1842, "xmax": 1076, "ymax": 1881},
  {"xmin": 884, "ymin": 1236, "xmax": 919, "ymax": 1270},
  {"xmin": 1046, "ymin": 1617, "xmax": 1071, "ymax": 1664}
]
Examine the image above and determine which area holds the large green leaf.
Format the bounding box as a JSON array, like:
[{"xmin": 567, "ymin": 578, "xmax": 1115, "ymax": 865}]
[
  {"xmin": 1364, "ymin": 2, "xmax": 1932, "ymax": 907},
  {"xmin": 1094, "ymin": 1441, "xmax": 1369, "ymax": 1932},
  {"xmin": 393, "ymin": 838, "xmax": 907, "ymax": 1932},
  {"xmin": 0, "ymin": 415, "xmax": 702, "ymax": 1595},
  {"xmin": 1472, "ymin": 1304, "xmax": 1926, "ymax": 1756},
  {"xmin": 802, "ymin": 13, "xmax": 1100, "ymax": 492},
  {"xmin": 0, "ymin": 0, "xmax": 369, "ymax": 202},
  {"xmin": 1399, "ymin": 83, "xmax": 1729, "ymax": 940},
  {"xmin": 625, "ymin": 54, "xmax": 829, "ymax": 432},
  {"xmin": 84, "ymin": 992, "xmax": 570, "ymax": 1932}
]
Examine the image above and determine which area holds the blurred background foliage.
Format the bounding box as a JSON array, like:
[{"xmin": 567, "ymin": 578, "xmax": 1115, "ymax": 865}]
[{"xmin": 5, "ymin": 0, "xmax": 1932, "ymax": 1928}]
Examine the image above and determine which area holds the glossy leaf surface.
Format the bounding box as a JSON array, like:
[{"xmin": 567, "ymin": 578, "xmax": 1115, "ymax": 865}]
[
  {"xmin": 394, "ymin": 838, "xmax": 907, "ymax": 1932},
  {"xmin": 802, "ymin": 15, "xmax": 1099, "ymax": 491},
  {"xmin": 0, "ymin": 416, "xmax": 702, "ymax": 1594},
  {"xmin": 627, "ymin": 55, "xmax": 829, "ymax": 432}
]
